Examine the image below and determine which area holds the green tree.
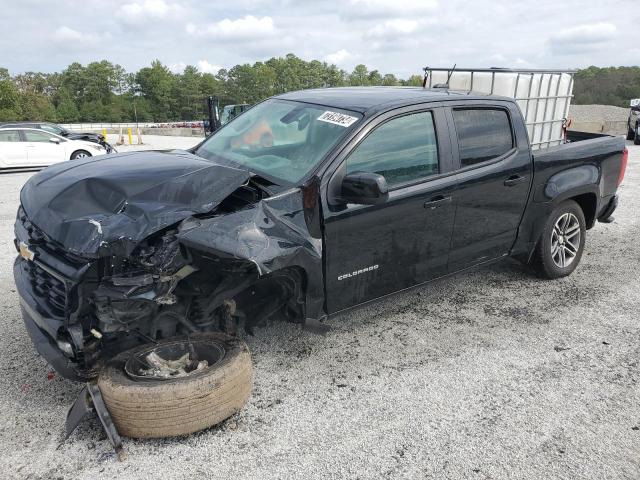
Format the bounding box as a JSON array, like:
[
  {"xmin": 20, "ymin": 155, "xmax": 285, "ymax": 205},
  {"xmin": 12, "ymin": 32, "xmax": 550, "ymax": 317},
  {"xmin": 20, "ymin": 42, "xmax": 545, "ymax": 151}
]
[
  {"xmin": 54, "ymin": 88, "xmax": 79, "ymax": 122},
  {"xmin": 368, "ymin": 70, "xmax": 383, "ymax": 86},
  {"xmin": 350, "ymin": 64, "xmax": 370, "ymax": 86},
  {"xmin": 382, "ymin": 73, "xmax": 399, "ymax": 86},
  {"xmin": 19, "ymin": 92, "xmax": 56, "ymax": 121},
  {"xmin": 0, "ymin": 68, "xmax": 21, "ymax": 120},
  {"xmin": 402, "ymin": 74, "xmax": 424, "ymax": 87},
  {"xmin": 136, "ymin": 60, "xmax": 177, "ymax": 121}
]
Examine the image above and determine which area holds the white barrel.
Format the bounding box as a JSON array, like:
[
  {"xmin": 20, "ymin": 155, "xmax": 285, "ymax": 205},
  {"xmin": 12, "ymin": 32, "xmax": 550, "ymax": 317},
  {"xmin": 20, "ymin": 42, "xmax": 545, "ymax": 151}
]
[{"xmin": 426, "ymin": 69, "xmax": 574, "ymax": 150}]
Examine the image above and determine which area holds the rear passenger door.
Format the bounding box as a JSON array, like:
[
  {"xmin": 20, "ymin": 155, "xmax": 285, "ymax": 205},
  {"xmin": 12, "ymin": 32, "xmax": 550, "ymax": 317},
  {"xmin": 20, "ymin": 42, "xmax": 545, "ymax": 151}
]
[
  {"xmin": 0, "ymin": 130, "xmax": 28, "ymax": 167},
  {"xmin": 446, "ymin": 102, "xmax": 532, "ymax": 272},
  {"xmin": 323, "ymin": 106, "xmax": 458, "ymax": 313}
]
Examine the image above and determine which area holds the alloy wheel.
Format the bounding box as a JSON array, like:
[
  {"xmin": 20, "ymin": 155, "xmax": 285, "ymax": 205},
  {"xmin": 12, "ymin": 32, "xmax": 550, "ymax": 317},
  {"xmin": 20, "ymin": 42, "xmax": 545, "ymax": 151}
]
[{"xmin": 550, "ymin": 212, "xmax": 581, "ymax": 268}]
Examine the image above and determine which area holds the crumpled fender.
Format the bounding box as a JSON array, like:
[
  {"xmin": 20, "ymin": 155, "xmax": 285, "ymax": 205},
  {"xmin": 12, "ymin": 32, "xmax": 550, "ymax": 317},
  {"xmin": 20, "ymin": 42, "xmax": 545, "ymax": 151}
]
[{"xmin": 177, "ymin": 188, "xmax": 325, "ymax": 320}]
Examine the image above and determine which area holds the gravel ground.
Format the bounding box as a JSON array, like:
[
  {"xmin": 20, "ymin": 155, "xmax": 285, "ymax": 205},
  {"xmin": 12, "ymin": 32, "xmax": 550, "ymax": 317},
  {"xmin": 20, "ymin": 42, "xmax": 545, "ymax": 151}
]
[
  {"xmin": 0, "ymin": 143, "xmax": 638, "ymax": 480},
  {"xmin": 569, "ymin": 105, "xmax": 630, "ymax": 123}
]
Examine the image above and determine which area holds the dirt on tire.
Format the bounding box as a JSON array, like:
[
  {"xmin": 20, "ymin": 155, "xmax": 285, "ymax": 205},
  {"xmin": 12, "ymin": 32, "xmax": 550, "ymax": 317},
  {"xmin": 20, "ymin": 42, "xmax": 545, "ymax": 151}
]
[{"xmin": 97, "ymin": 332, "xmax": 253, "ymax": 438}]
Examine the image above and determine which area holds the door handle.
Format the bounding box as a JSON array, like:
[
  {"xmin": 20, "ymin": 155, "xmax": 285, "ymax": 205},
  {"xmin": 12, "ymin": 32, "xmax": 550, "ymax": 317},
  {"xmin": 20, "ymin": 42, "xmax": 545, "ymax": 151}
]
[
  {"xmin": 504, "ymin": 175, "xmax": 527, "ymax": 187},
  {"xmin": 424, "ymin": 195, "xmax": 452, "ymax": 209}
]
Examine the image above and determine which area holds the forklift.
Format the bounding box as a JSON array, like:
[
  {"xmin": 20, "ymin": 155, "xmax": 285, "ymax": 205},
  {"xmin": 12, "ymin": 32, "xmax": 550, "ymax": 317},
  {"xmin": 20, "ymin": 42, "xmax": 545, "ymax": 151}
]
[{"xmin": 204, "ymin": 96, "xmax": 251, "ymax": 136}]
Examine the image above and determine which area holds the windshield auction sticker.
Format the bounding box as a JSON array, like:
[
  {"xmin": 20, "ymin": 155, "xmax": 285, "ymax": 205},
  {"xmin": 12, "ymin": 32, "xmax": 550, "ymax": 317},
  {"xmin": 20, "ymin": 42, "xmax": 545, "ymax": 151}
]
[{"xmin": 317, "ymin": 111, "xmax": 359, "ymax": 127}]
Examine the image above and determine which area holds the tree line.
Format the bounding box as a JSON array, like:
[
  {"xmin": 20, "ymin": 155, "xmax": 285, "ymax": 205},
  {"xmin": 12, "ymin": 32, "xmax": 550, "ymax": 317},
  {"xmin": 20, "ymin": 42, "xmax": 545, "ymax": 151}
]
[{"xmin": 0, "ymin": 55, "xmax": 638, "ymax": 124}]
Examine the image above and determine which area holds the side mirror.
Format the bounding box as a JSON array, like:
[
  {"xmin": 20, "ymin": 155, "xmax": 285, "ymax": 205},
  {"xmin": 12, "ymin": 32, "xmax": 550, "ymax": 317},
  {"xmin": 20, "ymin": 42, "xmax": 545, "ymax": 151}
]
[
  {"xmin": 341, "ymin": 171, "xmax": 389, "ymax": 205},
  {"xmin": 49, "ymin": 137, "xmax": 60, "ymax": 144}
]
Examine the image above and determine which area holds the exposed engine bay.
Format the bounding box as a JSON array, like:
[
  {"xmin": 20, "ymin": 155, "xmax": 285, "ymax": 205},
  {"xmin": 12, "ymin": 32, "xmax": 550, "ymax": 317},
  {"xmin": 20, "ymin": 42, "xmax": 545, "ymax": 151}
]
[{"xmin": 14, "ymin": 151, "xmax": 324, "ymax": 380}]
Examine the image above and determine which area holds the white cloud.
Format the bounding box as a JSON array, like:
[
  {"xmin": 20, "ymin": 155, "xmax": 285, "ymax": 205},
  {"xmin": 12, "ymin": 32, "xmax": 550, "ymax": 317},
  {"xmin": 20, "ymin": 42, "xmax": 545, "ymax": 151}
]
[
  {"xmin": 53, "ymin": 26, "xmax": 84, "ymax": 42},
  {"xmin": 549, "ymin": 22, "xmax": 617, "ymax": 54},
  {"xmin": 197, "ymin": 60, "xmax": 222, "ymax": 74},
  {"xmin": 365, "ymin": 20, "xmax": 419, "ymax": 39},
  {"xmin": 52, "ymin": 26, "xmax": 107, "ymax": 45},
  {"xmin": 168, "ymin": 61, "xmax": 186, "ymax": 73},
  {"xmin": 168, "ymin": 60, "xmax": 222, "ymax": 74},
  {"xmin": 342, "ymin": 0, "xmax": 437, "ymax": 20},
  {"xmin": 6, "ymin": 0, "xmax": 638, "ymax": 79},
  {"xmin": 188, "ymin": 15, "xmax": 277, "ymax": 41},
  {"xmin": 119, "ymin": 0, "xmax": 181, "ymax": 23},
  {"xmin": 553, "ymin": 22, "xmax": 616, "ymax": 43},
  {"xmin": 325, "ymin": 49, "xmax": 352, "ymax": 65}
]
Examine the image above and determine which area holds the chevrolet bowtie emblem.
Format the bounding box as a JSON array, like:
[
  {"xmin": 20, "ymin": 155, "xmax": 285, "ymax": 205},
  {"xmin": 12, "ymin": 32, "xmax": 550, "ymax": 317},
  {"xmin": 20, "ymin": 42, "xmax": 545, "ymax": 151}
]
[{"xmin": 19, "ymin": 242, "xmax": 35, "ymax": 261}]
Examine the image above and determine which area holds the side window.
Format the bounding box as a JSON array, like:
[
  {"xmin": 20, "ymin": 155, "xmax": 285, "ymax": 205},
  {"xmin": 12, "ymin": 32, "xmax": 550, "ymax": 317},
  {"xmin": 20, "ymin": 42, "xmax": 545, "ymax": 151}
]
[
  {"xmin": 24, "ymin": 131, "xmax": 55, "ymax": 142},
  {"xmin": 452, "ymin": 108, "xmax": 514, "ymax": 167},
  {"xmin": 346, "ymin": 111, "xmax": 439, "ymax": 188},
  {"xmin": 0, "ymin": 130, "xmax": 21, "ymax": 142}
]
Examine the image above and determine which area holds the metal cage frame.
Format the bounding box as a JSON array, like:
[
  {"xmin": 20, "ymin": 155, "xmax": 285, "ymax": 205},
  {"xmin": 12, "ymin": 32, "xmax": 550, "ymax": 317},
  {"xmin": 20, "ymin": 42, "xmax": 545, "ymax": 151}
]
[{"xmin": 423, "ymin": 67, "xmax": 577, "ymax": 149}]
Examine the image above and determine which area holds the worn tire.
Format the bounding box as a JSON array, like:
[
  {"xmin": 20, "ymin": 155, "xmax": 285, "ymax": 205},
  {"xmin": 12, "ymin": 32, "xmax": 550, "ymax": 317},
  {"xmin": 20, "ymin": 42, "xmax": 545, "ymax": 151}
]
[
  {"xmin": 97, "ymin": 333, "xmax": 253, "ymax": 438},
  {"xmin": 531, "ymin": 200, "xmax": 586, "ymax": 279}
]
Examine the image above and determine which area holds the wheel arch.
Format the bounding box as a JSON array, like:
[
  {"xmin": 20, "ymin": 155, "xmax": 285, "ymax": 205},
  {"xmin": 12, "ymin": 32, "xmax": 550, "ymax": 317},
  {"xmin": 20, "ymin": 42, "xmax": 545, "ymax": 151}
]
[{"xmin": 569, "ymin": 192, "xmax": 598, "ymax": 229}]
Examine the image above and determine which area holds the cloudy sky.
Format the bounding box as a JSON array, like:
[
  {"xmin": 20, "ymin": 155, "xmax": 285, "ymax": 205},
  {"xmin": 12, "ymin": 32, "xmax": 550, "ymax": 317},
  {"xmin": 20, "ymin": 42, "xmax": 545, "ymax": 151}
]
[{"xmin": 1, "ymin": 0, "xmax": 638, "ymax": 77}]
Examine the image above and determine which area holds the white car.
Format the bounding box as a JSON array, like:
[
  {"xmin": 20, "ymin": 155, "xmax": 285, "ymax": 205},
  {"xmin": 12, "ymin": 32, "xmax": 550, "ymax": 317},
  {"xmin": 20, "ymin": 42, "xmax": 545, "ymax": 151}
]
[{"xmin": 0, "ymin": 127, "xmax": 108, "ymax": 169}]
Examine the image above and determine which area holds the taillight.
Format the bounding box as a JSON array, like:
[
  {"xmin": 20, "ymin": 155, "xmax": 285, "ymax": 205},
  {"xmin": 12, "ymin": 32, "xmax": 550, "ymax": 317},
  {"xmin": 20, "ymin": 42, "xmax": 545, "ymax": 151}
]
[{"xmin": 618, "ymin": 148, "xmax": 628, "ymax": 186}]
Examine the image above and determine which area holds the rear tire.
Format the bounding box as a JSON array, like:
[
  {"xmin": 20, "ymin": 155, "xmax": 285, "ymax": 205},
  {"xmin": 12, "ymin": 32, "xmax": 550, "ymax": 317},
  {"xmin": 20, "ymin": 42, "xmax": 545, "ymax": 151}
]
[
  {"xmin": 531, "ymin": 200, "xmax": 586, "ymax": 279},
  {"xmin": 97, "ymin": 333, "xmax": 253, "ymax": 438},
  {"xmin": 70, "ymin": 150, "xmax": 91, "ymax": 160}
]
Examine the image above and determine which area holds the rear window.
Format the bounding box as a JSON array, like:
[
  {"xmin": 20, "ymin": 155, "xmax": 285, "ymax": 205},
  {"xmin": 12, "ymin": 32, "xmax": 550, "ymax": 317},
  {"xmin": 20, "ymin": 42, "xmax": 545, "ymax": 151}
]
[{"xmin": 453, "ymin": 108, "xmax": 513, "ymax": 167}]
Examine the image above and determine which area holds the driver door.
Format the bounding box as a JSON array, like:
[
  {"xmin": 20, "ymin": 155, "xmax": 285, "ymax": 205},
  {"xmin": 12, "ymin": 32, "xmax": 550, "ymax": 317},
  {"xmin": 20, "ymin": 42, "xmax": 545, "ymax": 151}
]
[{"xmin": 322, "ymin": 107, "xmax": 458, "ymax": 313}]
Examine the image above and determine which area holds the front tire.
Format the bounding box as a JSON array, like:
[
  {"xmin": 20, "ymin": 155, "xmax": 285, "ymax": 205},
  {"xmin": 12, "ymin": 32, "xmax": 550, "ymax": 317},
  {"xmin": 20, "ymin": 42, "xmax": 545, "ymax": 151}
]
[
  {"xmin": 634, "ymin": 125, "xmax": 640, "ymax": 145},
  {"xmin": 531, "ymin": 200, "xmax": 586, "ymax": 279},
  {"xmin": 70, "ymin": 150, "xmax": 91, "ymax": 160},
  {"xmin": 98, "ymin": 333, "xmax": 253, "ymax": 438}
]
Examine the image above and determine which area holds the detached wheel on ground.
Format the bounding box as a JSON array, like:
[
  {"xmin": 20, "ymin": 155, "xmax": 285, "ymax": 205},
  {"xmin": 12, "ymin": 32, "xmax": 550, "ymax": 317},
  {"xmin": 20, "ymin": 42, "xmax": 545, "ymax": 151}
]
[
  {"xmin": 531, "ymin": 200, "xmax": 586, "ymax": 279},
  {"xmin": 97, "ymin": 332, "xmax": 253, "ymax": 438},
  {"xmin": 70, "ymin": 150, "xmax": 91, "ymax": 160}
]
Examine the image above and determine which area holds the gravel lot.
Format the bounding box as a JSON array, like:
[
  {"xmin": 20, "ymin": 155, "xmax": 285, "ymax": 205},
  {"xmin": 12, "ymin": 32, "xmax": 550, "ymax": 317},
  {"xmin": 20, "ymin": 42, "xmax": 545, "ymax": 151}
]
[{"xmin": 0, "ymin": 143, "xmax": 638, "ymax": 480}]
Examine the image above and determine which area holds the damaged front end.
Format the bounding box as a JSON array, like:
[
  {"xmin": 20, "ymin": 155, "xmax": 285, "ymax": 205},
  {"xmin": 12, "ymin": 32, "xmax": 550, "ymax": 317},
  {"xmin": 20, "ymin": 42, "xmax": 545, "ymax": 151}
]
[{"xmin": 14, "ymin": 151, "xmax": 324, "ymax": 381}]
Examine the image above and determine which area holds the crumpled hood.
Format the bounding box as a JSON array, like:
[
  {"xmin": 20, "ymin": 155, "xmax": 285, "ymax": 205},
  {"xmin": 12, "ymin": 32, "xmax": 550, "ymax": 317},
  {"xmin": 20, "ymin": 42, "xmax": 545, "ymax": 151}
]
[{"xmin": 20, "ymin": 150, "xmax": 250, "ymax": 257}]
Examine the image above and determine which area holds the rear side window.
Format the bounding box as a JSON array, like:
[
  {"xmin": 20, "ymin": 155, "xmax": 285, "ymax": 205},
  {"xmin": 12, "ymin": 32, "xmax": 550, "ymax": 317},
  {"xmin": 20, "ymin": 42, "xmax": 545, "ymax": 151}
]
[
  {"xmin": 346, "ymin": 111, "xmax": 439, "ymax": 188},
  {"xmin": 453, "ymin": 108, "xmax": 513, "ymax": 167},
  {"xmin": 0, "ymin": 130, "xmax": 21, "ymax": 142}
]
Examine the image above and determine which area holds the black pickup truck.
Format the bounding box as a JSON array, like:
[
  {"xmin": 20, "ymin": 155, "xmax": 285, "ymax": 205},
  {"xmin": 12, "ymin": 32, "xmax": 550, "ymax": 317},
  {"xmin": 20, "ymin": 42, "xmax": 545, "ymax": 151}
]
[{"xmin": 14, "ymin": 87, "xmax": 627, "ymax": 382}]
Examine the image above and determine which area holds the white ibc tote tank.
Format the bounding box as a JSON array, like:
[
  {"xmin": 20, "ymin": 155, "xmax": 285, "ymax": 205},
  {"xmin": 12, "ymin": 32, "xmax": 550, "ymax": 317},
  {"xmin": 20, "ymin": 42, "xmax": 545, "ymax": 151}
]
[{"xmin": 423, "ymin": 67, "xmax": 575, "ymax": 150}]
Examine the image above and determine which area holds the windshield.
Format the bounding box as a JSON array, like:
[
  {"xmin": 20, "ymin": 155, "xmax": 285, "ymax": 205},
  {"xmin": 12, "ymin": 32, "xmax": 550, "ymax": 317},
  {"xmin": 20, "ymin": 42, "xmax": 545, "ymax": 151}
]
[{"xmin": 195, "ymin": 99, "xmax": 362, "ymax": 183}]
